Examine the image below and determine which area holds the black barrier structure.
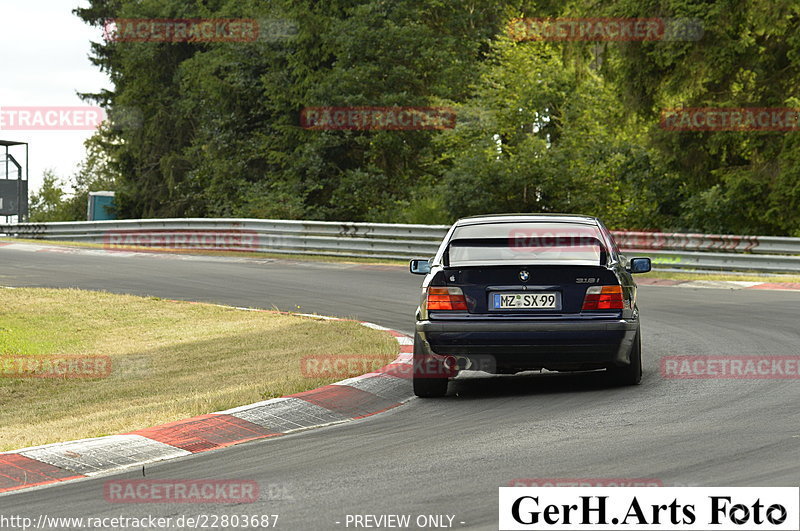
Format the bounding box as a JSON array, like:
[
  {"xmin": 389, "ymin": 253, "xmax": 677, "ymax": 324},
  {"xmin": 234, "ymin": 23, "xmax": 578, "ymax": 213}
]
[{"xmin": 0, "ymin": 140, "xmax": 28, "ymax": 222}]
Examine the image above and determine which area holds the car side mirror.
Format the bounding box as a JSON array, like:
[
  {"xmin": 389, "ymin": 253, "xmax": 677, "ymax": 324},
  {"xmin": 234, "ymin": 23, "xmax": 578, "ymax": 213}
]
[
  {"xmin": 409, "ymin": 259, "xmax": 431, "ymax": 275},
  {"xmin": 628, "ymin": 257, "xmax": 652, "ymax": 274}
]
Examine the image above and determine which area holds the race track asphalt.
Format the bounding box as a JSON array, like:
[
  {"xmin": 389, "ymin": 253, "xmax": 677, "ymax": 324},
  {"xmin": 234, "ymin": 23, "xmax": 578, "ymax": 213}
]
[{"xmin": 0, "ymin": 246, "xmax": 798, "ymax": 530}]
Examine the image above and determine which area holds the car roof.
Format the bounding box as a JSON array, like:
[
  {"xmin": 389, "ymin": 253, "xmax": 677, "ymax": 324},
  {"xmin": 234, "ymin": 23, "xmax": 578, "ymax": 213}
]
[{"xmin": 454, "ymin": 213, "xmax": 600, "ymax": 227}]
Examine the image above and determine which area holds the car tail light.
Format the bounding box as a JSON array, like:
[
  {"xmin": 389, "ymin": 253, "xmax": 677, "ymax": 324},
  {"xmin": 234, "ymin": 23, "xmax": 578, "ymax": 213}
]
[
  {"xmin": 426, "ymin": 286, "xmax": 468, "ymax": 311},
  {"xmin": 582, "ymin": 285, "xmax": 624, "ymax": 310}
]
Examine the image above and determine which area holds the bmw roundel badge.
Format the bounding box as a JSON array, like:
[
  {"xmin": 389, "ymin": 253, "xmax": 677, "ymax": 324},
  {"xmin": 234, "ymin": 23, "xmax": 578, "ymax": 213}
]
[{"xmin": 519, "ymin": 270, "xmax": 530, "ymax": 282}]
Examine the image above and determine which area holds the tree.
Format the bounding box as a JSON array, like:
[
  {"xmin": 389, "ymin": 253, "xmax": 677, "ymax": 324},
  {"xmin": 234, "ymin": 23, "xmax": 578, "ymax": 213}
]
[
  {"xmin": 594, "ymin": 0, "xmax": 800, "ymax": 234},
  {"xmin": 29, "ymin": 171, "xmax": 68, "ymax": 222},
  {"xmin": 28, "ymin": 129, "xmax": 119, "ymax": 222},
  {"xmin": 74, "ymin": 0, "xmax": 510, "ymax": 221},
  {"xmin": 72, "ymin": 0, "xmax": 800, "ymax": 235},
  {"xmin": 435, "ymin": 33, "xmax": 671, "ymax": 229}
]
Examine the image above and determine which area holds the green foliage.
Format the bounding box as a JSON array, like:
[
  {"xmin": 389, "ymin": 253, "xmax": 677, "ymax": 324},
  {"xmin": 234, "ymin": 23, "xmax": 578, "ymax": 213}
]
[
  {"xmin": 29, "ymin": 171, "xmax": 69, "ymax": 222},
  {"xmin": 593, "ymin": 0, "xmax": 800, "ymax": 233},
  {"xmin": 436, "ymin": 37, "xmax": 671, "ymax": 229},
  {"xmin": 67, "ymin": 0, "xmax": 800, "ymax": 235},
  {"xmin": 29, "ymin": 130, "xmax": 119, "ymax": 222}
]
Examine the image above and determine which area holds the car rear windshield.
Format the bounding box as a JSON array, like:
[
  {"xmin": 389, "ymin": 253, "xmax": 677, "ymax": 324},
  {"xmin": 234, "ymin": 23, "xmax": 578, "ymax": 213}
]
[{"xmin": 445, "ymin": 222, "xmax": 607, "ymax": 267}]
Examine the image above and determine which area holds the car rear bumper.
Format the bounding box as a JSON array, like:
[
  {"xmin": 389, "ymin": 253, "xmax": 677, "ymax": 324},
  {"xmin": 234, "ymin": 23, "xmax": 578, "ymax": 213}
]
[{"xmin": 417, "ymin": 317, "xmax": 639, "ymax": 372}]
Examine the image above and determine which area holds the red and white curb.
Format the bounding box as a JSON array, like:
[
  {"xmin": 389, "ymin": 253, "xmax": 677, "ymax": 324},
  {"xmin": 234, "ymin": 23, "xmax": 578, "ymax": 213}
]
[{"xmin": 0, "ymin": 313, "xmax": 413, "ymax": 495}]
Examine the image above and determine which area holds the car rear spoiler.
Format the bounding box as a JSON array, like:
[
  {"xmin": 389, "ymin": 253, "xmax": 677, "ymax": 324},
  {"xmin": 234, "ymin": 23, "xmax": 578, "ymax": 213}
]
[{"xmin": 444, "ymin": 237, "xmax": 608, "ymax": 267}]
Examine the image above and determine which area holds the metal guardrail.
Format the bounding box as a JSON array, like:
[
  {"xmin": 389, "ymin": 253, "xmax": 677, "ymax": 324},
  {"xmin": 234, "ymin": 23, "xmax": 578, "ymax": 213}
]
[
  {"xmin": 612, "ymin": 231, "xmax": 800, "ymax": 273},
  {"xmin": 1, "ymin": 218, "xmax": 800, "ymax": 273},
  {"xmin": 0, "ymin": 219, "xmax": 449, "ymax": 260}
]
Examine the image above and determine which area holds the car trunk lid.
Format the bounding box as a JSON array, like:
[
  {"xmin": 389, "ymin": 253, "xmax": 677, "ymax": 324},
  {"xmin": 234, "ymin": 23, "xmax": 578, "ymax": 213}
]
[{"xmin": 441, "ymin": 265, "xmax": 619, "ymax": 315}]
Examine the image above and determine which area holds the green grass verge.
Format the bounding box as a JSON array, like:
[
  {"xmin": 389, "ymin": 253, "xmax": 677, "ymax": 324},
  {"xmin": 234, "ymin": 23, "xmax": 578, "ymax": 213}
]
[{"xmin": 0, "ymin": 288, "xmax": 398, "ymax": 451}]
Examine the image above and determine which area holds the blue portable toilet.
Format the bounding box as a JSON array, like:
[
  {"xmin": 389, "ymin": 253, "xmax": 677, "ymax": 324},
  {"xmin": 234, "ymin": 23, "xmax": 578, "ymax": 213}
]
[{"xmin": 87, "ymin": 191, "xmax": 116, "ymax": 221}]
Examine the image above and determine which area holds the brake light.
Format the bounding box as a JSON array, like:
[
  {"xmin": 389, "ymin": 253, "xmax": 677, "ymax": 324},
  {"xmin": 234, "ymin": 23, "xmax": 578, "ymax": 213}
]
[
  {"xmin": 582, "ymin": 285, "xmax": 624, "ymax": 310},
  {"xmin": 426, "ymin": 286, "xmax": 468, "ymax": 311}
]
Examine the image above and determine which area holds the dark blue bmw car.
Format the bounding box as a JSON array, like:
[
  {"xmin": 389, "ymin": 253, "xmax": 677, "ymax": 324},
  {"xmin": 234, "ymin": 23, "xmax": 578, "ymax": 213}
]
[{"xmin": 409, "ymin": 214, "xmax": 651, "ymax": 397}]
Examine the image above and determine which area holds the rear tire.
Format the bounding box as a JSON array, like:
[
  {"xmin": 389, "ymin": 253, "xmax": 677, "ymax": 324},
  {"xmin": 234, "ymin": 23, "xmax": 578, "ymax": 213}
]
[
  {"xmin": 412, "ymin": 334, "xmax": 449, "ymax": 398},
  {"xmin": 608, "ymin": 331, "xmax": 642, "ymax": 386}
]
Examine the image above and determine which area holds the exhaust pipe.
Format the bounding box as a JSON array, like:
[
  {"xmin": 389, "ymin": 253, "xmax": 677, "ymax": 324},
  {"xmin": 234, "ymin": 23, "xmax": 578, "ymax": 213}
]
[{"xmin": 442, "ymin": 356, "xmax": 473, "ymax": 372}]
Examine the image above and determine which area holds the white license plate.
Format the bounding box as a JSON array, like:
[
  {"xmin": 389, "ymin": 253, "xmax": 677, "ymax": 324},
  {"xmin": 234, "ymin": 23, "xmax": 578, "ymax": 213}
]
[{"xmin": 492, "ymin": 292, "xmax": 558, "ymax": 309}]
